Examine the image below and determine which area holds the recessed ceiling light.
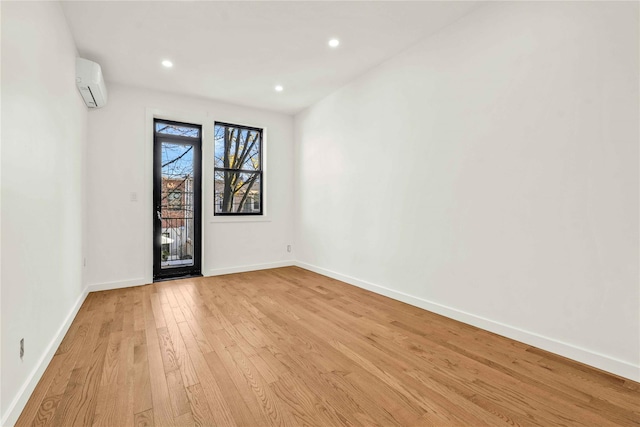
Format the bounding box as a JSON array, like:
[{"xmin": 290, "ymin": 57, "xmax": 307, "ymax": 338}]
[
  {"xmin": 162, "ymin": 60, "xmax": 173, "ymax": 68},
  {"xmin": 328, "ymin": 38, "xmax": 340, "ymax": 48},
  {"xmin": 275, "ymin": 85, "xmax": 284, "ymax": 92}
]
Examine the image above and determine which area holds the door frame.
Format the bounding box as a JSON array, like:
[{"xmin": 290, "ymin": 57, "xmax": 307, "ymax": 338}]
[{"xmin": 153, "ymin": 118, "xmax": 203, "ymax": 281}]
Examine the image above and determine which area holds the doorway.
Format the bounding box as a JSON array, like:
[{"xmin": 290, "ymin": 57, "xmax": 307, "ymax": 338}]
[{"xmin": 153, "ymin": 119, "xmax": 202, "ymax": 281}]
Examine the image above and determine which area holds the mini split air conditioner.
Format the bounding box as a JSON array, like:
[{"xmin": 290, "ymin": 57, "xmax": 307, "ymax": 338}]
[{"xmin": 76, "ymin": 58, "xmax": 108, "ymax": 109}]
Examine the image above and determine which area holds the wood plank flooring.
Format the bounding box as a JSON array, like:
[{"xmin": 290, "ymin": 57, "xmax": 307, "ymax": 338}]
[{"xmin": 16, "ymin": 267, "xmax": 640, "ymax": 426}]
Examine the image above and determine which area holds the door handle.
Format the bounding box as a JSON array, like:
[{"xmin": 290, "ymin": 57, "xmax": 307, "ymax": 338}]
[{"xmin": 156, "ymin": 210, "xmax": 162, "ymax": 220}]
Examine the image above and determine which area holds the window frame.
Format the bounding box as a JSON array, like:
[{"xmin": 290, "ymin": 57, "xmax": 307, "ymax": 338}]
[
  {"xmin": 213, "ymin": 121, "xmax": 264, "ymax": 216},
  {"xmin": 152, "ymin": 117, "xmax": 203, "ymax": 280}
]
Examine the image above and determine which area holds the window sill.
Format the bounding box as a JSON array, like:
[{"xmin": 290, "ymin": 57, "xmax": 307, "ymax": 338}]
[{"xmin": 210, "ymin": 215, "xmax": 271, "ymax": 223}]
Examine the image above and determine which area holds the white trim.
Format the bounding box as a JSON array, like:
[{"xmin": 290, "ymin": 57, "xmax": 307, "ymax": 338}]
[
  {"xmin": 295, "ymin": 261, "xmax": 640, "ymax": 382},
  {"xmin": 85, "ymin": 260, "xmax": 294, "ymax": 292},
  {"xmin": 210, "ymin": 216, "xmax": 271, "ymax": 223},
  {"xmin": 86, "ymin": 277, "xmax": 148, "ymax": 293},
  {"xmin": 1, "ymin": 287, "xmax": 90, "ymax": 427},
  {"xmin": 207, "ymin": 261, "xmax": 294, "ymax": 277},
  {"xmin": 4, "ymin": 261, "xmax": 637, "ymax": 426}
]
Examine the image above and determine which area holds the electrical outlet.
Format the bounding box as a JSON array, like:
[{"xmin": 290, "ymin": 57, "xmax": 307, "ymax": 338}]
[
  {"xmin": 20, "ymin": 338, "xmax": 24, "ymax": 360},
  {"xmin": 287, "ymin": 244, "xmax": 292, "ymax": 253}
]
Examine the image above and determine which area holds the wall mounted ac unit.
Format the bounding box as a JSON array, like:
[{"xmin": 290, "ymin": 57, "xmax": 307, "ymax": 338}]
[{"xmin": 76, "ymin": 58, "xmax": 108, "ymax": 109}]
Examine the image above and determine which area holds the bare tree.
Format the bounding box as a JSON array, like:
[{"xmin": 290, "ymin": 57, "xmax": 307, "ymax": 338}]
[{"xmin": 215, "ymin": 125, "xmax": 260, "ymax": 213}]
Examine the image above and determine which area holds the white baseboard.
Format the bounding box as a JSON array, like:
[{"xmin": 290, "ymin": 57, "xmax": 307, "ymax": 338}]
[
  {"xmin": 1, "ymin": 287, "xmax": 90, "ymax": 427},
  {"xmin": 85, "ymin": 261, "xmax": 297, "ymax": 292},
  {"xmin": 207, "ymin": 261, "xmax": 294, "ymax": 277},
  {"xmin": 86, "ymin": 277, "xmax": 148, "ymax": 293},
  {"xmin": 295, "ymin": 261, "xmax": 640, "ymax": 382},
  {"xmin": 0, "ymin": 262, "xmax": 292, "ymax": 425},
  {"xmin": 5, "ymin": 260, "xmax": 635, "ymax": 427}
]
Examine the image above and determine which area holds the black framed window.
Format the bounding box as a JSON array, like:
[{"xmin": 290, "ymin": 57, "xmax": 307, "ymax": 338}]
[{"xmin": 214, "ymin": 122, "xmax": 263, "ymax": 215}]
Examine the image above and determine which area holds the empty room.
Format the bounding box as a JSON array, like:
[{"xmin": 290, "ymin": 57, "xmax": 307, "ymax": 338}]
[{"xmin": 1, "ymin": 0, "xmax": 638, "ymax": 426}]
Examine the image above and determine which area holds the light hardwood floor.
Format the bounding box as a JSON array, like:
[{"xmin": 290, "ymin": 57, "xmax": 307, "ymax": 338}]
[{"xmin": 16, "ymin": 267, "xmax": 639, "ymax": 426}]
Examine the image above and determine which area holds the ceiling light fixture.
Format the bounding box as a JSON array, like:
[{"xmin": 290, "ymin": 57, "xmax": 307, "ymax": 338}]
[
  {"xmin": 328, "ymin": 38, "xmax": 340, "ymax": 48},
  {"xmin": 275, "ymin": 85, "xmax": 284, "ymax": 92},
  {"xmin": 162, "ymin": 60, "xmax": 173, "ymax": 68}
]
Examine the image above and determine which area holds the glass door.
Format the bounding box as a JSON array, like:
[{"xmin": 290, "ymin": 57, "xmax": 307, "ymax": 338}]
[{"xmin": 153, "ymin": 119, "xmax": 202, "ymax": 281}]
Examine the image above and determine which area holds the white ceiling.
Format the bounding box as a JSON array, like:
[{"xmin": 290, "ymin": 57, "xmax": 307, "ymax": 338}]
[{"xmin": 61, "ymin": 1, "xmax": 479, "ymax": 115}]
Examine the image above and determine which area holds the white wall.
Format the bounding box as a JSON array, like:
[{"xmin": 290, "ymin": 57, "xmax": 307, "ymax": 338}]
[
  {"xmin": 1, "ymin": 1, "xmax": 88, "ymax": 423},
  {"xmin": 294, "ymin": 1, "xmax": 639, "ymax": 380},
  {"xmin": 85, "ymin": 83, "xmax": 294, "ymax": 289},
  {"xmin": 0, "ymin": 1, "xmax": 4, "ymax": 417}
]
